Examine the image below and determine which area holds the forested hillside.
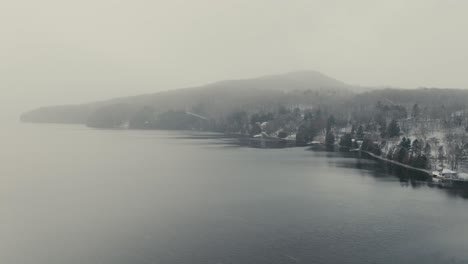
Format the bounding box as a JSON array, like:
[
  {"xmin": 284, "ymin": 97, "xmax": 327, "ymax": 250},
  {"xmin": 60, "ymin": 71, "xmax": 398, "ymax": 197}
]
[{"xmin": 20, "ymin": 71, "xmax": 362, "ymax": 127}]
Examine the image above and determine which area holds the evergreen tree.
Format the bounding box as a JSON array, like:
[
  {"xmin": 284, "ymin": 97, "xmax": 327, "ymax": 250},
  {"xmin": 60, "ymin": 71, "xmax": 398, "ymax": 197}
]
[
  {"xmin": 361, "ymin": 138, "xmax": 382, "ymax": 156},
  {"xmin": 356, "ymin": 124, "xmax": 364, "ymax": 140},
  {"xmin": 339, "ymin": 133, "xmax": 353, "ymax": 148},
  {"xmin": 296, "ymin": 121, "xmax": 318, "ymax": 146},
  {"xmin": 277, "ymin": 131, "xmax": 288, "ymax": 139},
  {"xmin": 386, "ymin": 119, "xmax": 401, "ymax": 138},
  {"xmin": 351, "ymin": 124, "xmax": 356, "ymax": 136},
  {"xmin": 438, "ymin": 146, "xmax": 445, "ymax": 168},
  {"xmin": 412, "ymin": 139, "xmax": 422, "ymax": 154},
  {"xmin": 399, "ymin": 137, "xmax": 411, "ymax": 149},
  {"xmin": 412, "ymin": 155, "xmax": 429, "ymax": 169},
  {"xmin": 412, "ymin": 104, "xmax": 421, "ymax": 119},
  {"xmin": 397, "ymin": 147, "xmax": 408, "ymax": 163},
  {"xmin": 423, "ymin": 142, "xmax": 432, "ymax": 157},
  {"xmin": 325, "ymin": 132, "xmax": 335, "ymax": 148},
  {"xmin": 326, "ymin": 115, "xmax": 336, "ymax": 133}
]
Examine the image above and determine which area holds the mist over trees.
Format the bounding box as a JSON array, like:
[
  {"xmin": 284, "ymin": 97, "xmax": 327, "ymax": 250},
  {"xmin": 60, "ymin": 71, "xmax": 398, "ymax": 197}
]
[{"xmin": 22, "ymin": 71, "xmax": 354, "ymax": 127}]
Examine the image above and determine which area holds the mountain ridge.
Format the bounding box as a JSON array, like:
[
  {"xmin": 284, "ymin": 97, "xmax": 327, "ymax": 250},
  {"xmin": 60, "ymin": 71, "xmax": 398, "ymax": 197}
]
[{"xmin": 21, "ymin": 70, "xmax": 364, "ymax": 125}]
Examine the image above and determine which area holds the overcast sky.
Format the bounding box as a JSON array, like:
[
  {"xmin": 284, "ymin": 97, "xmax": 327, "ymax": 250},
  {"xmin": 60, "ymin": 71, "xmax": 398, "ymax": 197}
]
[{"xmin": 2, "ymin": 0, "xmax": 468, "ymax": 119}]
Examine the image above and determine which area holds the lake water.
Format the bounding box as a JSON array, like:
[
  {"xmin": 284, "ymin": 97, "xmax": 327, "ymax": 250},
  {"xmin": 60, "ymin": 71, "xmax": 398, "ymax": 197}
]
[{"xmin": 1, "ymin": 123, "xmax": 468, "ymax": 264}]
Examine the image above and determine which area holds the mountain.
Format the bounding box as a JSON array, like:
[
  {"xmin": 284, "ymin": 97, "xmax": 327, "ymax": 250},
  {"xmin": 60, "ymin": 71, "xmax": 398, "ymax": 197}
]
[
  {"xmin": 20, "ymin": 70, "xmax": 468, "ymax": 133},
  {"xmin": 20, "ymin": 71, "xmax": 367, "ymax": 127}
]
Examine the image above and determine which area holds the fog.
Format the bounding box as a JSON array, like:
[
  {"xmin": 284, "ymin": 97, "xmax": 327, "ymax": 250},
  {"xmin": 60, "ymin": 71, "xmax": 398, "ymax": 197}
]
[{"xmin": 1, "ymin": 0, "xmax": 468, "ymax": 121}]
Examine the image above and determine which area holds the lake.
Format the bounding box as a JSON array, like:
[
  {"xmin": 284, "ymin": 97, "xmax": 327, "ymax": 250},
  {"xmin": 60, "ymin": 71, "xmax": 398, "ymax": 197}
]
[{"xmin": 1, "ymin": 123, "xmax": 468, "ymax": 264}]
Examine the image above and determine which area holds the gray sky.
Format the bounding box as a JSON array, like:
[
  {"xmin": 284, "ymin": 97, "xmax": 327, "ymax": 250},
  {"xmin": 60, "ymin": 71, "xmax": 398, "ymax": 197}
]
[{"xmin": 2, "ymin": 0, "xmax": 468, "ymax": 120}]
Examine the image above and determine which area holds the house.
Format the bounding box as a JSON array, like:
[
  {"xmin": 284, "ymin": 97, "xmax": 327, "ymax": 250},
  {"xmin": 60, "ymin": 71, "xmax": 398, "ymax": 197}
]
[{"xmin": 441, "ymin": 168, "xmax": 458, "ymax": 179}]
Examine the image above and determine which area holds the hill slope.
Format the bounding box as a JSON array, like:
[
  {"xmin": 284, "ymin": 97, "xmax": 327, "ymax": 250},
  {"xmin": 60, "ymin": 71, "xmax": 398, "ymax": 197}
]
[{"xmin": 21, "ymin": 71, "xmax": 362, "ymax": 126}]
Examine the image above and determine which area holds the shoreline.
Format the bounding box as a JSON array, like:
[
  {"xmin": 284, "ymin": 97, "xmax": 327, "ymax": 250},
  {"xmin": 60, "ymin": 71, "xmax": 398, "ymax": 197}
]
[{"xmin": 360, "ymin": 150, "xmax": 432, "ymax": 176}]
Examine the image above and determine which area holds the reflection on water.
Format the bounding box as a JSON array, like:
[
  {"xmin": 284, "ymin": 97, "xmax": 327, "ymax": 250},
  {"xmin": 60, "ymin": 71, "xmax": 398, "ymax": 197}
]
[
  {"xmin": 311, "ymin": 148, "xmax": 468, "ymax": 200},
  {"xmin": 198, "ymin": 133, "xmax": 468, "ymax": 200}
]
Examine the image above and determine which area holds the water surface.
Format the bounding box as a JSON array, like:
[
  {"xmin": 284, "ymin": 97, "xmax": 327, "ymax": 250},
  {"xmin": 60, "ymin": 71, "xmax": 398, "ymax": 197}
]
[{"xmin": 1, "ymin": 123, "xmax": 468, "ymax": 264}]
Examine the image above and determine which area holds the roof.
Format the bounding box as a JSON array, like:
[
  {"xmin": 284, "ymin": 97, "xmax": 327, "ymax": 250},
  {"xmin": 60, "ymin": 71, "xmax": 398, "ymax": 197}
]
[{"xmin": 442, "ymin": 168, "xmax": 456, "ymax": 174}]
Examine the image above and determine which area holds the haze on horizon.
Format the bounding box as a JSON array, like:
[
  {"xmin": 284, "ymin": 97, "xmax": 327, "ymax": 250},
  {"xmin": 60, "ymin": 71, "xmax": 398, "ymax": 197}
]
[{"xmin": 1, "ymin": 0, "xmax": 468, "ymax": 120}]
